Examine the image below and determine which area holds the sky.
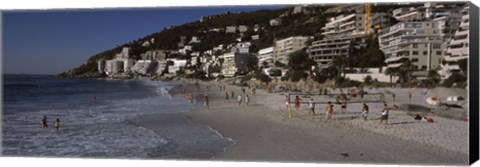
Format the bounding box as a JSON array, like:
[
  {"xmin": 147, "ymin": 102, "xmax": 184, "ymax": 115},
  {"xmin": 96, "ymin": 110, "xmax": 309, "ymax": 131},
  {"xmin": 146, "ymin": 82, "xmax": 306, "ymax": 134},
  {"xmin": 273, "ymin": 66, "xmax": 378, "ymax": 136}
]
[{"xmin": 2, "ymin": 5, "xmax": 286, "ymax": 75}]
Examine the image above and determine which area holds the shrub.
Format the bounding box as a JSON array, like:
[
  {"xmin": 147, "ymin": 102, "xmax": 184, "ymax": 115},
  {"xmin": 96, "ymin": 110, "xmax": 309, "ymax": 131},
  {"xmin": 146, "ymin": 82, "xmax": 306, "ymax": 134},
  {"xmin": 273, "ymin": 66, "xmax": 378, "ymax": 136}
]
[{"xmin": 442, "ymin": 72, "xmax": 467, "ymax": 88}]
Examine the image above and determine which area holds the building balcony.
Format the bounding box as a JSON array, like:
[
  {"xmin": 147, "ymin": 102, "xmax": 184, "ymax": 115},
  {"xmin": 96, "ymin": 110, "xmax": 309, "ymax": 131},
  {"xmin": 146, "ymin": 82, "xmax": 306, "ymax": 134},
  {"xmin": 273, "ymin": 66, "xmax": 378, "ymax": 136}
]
[
  {"xmin": 455, "ymin": 30, "xmax": 469, "ymax": 37},
  {"xmin": 460, "ymin": 21, "xmax": 469, "ymax": 28},
  {"xmin": 309, "ymin": 45, "xmax": 350, "ymax": 52},
  {"xmin": 339, "ymin": 20, "xmax": 356, "ymax": 28},
  {"xmin": 448, "ymin": 38, "xmax": 468, "ymax": 46},
  {"xmin": 325, "ymin": 14, "xmax": 356, "ymax": 27},
  {"xmin": 385, "ymin": 56, "xmax": 407, "ymax": 63},
  {"xmin": 387, "ymin": 63, "xmax": 403, "ymax": 68},
  {"xmin": 447, "ymin": 47, "xmax": 468, "ymax": 56},
  {"xmin": 462, "ymin": 14, "xmax": 469, "ymax": 21},
  {"xmin": 444, "ymin": 55, "xmax": 468, "ymax": 62},
  {"xmin": 322, "ymin": 26, "xmax": 356, "ymax": 36}
]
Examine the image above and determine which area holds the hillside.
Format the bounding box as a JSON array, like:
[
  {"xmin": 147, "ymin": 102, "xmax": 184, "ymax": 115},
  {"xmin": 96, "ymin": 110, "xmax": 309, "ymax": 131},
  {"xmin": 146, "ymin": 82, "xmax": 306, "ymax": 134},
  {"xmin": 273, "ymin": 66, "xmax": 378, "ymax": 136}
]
[{"xmin": 59, "ymin": 3, "xmax": 422, "ymax": 78}]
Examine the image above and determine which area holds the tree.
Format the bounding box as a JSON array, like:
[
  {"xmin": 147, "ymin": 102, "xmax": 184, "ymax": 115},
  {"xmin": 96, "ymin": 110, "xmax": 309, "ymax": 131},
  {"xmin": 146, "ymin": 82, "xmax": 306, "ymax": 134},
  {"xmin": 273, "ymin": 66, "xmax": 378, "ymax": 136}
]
[
  {"xmin": 384, "ymin": 67, "xmax": 397, "ymax": 87},
  {"xmin": 398, "ymin": 59, "xmax": 415, "ymax": 87},
  {"xmin": 458, "ymin": 58, "xmax": 468, "ymax": 75},
  {"xmin": 270, "ymin": 69, "xmax": 282, "ymax": 77},
  {"xmin": 364, "ymin": 75, "xmax": 373, "ymax": 85},
  {"xmin": 287, "ymin": 49, "xmax": 315, "ymax": 71},
  {"xmin": 426, "ymin": 69, "xmax": 441, "ymax": 87},
  {"xmin": 332, "ymin": 56, "xmax": 347, "ymax": 78}
]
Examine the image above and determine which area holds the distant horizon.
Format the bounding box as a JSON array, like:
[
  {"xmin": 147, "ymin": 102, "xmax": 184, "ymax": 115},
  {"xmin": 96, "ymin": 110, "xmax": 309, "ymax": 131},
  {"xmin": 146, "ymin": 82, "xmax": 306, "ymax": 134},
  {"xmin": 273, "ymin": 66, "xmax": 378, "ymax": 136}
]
[{"xmin": 2, "ymin": 5, "xmax": 287, "ymax": 75}]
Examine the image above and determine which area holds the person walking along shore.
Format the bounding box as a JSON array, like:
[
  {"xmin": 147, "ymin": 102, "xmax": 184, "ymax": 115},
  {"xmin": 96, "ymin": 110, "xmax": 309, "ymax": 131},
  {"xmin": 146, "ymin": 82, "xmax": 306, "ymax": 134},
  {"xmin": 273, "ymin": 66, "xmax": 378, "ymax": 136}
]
[{"xmin": 309, "ymin": 98, "xmax": 316, "ymax": 116}]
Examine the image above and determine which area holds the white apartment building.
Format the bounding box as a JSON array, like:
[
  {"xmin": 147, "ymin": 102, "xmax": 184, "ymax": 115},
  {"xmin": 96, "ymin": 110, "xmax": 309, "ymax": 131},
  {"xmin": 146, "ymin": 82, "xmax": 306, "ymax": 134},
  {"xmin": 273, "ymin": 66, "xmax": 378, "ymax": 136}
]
[
  {"xmin": 103, "ymin": 47, "xmax": 135, "ymax": 75},
  {"xmin": 220, "ymin": 53, "xmax": 237, "ymax": 77},
  {"xmin": 440, "ymin": 5, "xmax": 469, "ymax": 78},
  {"xmin": 392, "ymin": 2, "xmax": 462, "ymax": 21},
  {"xmin": 378, "ymin": 21, "xmax": 448, "ymax": 71},
  {"xmin": 308, "ymin": 13, "xmax": 390, "ymax": 66},
  {"xmin": 257, "ymin": 47, "xmax": 274, "ymax": 67},
  {"xmin": 274, "ymin": 36, "xmax": 312, "ymax": 65}
]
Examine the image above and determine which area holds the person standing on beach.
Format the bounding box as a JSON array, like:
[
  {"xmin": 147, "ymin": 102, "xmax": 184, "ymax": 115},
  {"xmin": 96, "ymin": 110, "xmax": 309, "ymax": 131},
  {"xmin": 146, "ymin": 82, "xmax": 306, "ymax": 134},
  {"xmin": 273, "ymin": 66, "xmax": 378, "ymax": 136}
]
[
  {"xmin": 188, "ymin": 91, "xmax": 193, "ymax": 104},
  {"xmin": 237, "ymin": 94, "xmax": 243, "ymax": 106},
  {"xmin": 379, "ymin": 104, "xmax": 398, "ymax": 125},
  {"xmin": 285, "ymin": 95, "xmax": 290, "ymax": 109},
  {"xmin": 392, "ymin": 93, "xmax": 396, "ymax": 101},
  {"xmin": 53, "ymin": 118, "xmax": 60, "ymax": 132},
  {"xmin": 231, "ymin": 90, "xmax": 235, "ymax": 99},
  {"xmin": 294, "ymin": 96, "xmax": 300, "ymax": 110},
  {"xmin": 180, "ymin": 87, "xmax": 185, "ymax": 97},
  {"xmin": 408, "ymin": 91, "xmax": 412, "ymax": 100},
  {"xmin": 361, "ymin": 103, "xmax": 369, "ymax": 120},
  {"xmin": 203, "ymin": 94, "xmax": 209, "ymax": 109},
  {"xmin": 325, "ymin": 101, "xmax": 333, "ymax": 122},
  {"xmin": 224, "ymin": 91, "xmax": 229, "ymax": 102},
  {"xmin": 41, "ymin": 115, "xmax": 48, "ymax": 128},
  {"xmin": 245, "ymin": 95, "xmax": 250, "ymax": 106},
  {"xmin": 308, "ymin": 98, "xmax": 316, "ymax": 116},
  {"xmin": 341, "ymin": 102, "xmax": 347, "ymax": 113}
]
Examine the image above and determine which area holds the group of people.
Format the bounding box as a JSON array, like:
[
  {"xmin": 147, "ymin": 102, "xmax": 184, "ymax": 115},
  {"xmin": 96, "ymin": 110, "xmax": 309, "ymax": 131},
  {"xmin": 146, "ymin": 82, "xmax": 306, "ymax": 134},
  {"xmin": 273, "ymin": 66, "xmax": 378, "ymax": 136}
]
[
  {"xmin": 41, "ymin": 115, "xmax": 60, "ymax": 131},
  {"xmin": 286, "ymin": 94, "xmax": 398, "ymax": 125},
  {"xmin": 225, "ymin": 90, "xmax": 250, "ymax": 106}
]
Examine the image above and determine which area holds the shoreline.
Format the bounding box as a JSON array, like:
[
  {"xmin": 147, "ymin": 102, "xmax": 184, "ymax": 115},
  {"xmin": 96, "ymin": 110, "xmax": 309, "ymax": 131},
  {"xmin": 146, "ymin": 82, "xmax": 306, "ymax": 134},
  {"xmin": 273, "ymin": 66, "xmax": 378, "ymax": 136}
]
[{"xmin": 178, "ymin": 78, "xmax": 468, "ymax": 165}]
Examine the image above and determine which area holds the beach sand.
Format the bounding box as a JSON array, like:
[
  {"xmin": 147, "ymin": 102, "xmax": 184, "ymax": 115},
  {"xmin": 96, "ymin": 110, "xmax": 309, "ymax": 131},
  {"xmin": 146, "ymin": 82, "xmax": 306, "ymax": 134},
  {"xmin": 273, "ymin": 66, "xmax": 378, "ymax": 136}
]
[{"xmin": 170, "ymin": 79, "xmax": 469, "ymax": 165}]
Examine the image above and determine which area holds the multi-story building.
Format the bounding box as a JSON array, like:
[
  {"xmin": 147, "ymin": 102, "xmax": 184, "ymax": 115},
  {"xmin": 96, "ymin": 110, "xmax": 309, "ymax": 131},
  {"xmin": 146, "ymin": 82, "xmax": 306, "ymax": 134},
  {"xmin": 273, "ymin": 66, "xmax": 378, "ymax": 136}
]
[
  {"xmin": 220, "ymin": 53, "xmax": 258, "ymax": 77},
  {"xmin": 378, "ymin": 21, "xmax": 448, "ymax": 71},
  {"xmin": 308, "ymin": 13, "xmax": 390, "ymax": 66},
  {"xmin": 231, "ymin": 42, "xmax": 251, "ymax": 54},
  {"xmin": 257, "ymin": 47, "xmax": 274, "ymax": 67},
  {"xmin": 392, "ymin": 2, "xmax": 462, "ymax": 22},
  {"xmin": 440, "ymin": 5, "xmax": 469, "ymax": 78},
  {"xmin": 274, "ymin": 36, "xmax": 312, "ymax": 65},
  {"xmin": 102, "ymin": 47, "xmax": 135, "ymax": 75}
]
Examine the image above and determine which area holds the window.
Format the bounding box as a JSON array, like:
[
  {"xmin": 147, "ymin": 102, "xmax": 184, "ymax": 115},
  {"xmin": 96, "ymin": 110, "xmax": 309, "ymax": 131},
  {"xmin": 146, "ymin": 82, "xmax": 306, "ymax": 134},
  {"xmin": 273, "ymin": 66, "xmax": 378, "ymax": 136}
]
[
  {"xmin": 412, "ymin": 58, "xmax": 419, "ymax": 62},
  {"xmin": 412, "ymin": 51, "xmax": 419, "ymax": 55},
  {"xmin": 422, "ymin": 66, "xmax": 427, "ymax": 70},
  {"xmin": 423, "ymin": 51, "xmax": 428, "ymax": 55},
  {"xmin": 436, "ymin": 51, "xmax": 442, "ymax": 55},
  {"xmin": 413, "ymin": 44, "xmax": 418, "ymax": 48},
  {"xmin": 433, "ymin": 43, "xmax": 441, "ymax": 49}
]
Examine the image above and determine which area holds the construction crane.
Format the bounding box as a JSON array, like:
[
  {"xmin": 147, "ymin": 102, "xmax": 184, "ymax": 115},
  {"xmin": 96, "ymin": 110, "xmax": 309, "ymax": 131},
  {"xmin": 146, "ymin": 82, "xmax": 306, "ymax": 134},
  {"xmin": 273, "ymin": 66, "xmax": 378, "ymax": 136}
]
[{"xmin": 364, "ymin": 3, "xmax": 372, "ymax": 37}]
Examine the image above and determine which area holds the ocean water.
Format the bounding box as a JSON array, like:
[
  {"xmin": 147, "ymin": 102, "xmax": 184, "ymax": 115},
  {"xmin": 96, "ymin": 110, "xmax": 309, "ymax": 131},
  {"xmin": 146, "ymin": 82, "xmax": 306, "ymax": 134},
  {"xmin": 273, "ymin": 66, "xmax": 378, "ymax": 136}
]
[{"xmin": 2, "ymin": 74, "xmax": 235, "ymax": 159}]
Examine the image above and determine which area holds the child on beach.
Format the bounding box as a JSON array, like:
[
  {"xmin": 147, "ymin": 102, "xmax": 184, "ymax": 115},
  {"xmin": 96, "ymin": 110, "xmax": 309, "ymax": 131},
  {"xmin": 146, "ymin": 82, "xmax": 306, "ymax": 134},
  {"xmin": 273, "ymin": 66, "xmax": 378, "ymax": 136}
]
[
  {"xmin": 180, "ymin": 87, "xmax": 185, "ymax": 97},
  {"xmin": 361, "ymin": 103, "xmax": 369, "ymax": 120},
  {"xmin": 188, "ymin": 91, "xmax": 193, "ymax": 104},
  {"xmin": 53, "ymin": 118, "xmax": 60, "ymax": 131},
  {"xmin": 285, "ymin": 95, "xmax": 290, "ymax": 109},
  {"xmin": 237, "ymin": 95, "xmax": 243, "ymax": 106},
  {"xmin": 203, "ymin": 94, "xmax": 209, "ymax": 109},
  {"xmin": 224, "ymin": 91, "xmax": 229, "ymax": 102},
  {"xmin": 309, "ymin": 98, "xmax": 316, "ymax": 116},
  {"xmin": 294, "ymin": 96, "xmax": 300, "ymax": 110},
  {"xmin": 325, "ymin": 101, "xmax": 333, "ymax": 122},
  {"xmin": 41, "ymin": 115, "xmax": 48, "ymax": 128},
  {"xmin": 341, "ymin": 102, "xmax": 347, "ymax": 113}
]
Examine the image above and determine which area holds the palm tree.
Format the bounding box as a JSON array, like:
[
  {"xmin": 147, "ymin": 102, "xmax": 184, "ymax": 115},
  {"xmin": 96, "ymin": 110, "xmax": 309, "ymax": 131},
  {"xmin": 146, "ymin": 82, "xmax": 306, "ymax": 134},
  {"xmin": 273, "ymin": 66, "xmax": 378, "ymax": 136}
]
[
  {"xmin": 384, "ymin": 67, "xmax": 397, "ymax": 87},
  {"xmin": 398, "ymin": 60, "xmax": 415, "ymax": 87},
  {"xmin": 426, "ymin": 69, "xmax": 441, "ymax": 87}
]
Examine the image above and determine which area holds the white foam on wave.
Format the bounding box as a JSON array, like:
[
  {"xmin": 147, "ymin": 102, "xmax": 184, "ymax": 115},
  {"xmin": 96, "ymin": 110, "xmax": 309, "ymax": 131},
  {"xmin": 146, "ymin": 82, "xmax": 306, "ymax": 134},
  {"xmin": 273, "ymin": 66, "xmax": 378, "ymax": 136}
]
[{"xmin": 3, "ymin": 79, "xmax": 234, "ymax": 159}]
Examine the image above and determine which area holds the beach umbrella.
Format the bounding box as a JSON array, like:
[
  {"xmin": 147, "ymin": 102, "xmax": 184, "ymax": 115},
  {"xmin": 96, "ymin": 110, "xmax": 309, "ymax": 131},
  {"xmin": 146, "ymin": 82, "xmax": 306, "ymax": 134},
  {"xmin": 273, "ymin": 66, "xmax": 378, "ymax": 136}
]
[{"xmin": 426, "ymin": 96, "xmax": 440, "ymax": 106}]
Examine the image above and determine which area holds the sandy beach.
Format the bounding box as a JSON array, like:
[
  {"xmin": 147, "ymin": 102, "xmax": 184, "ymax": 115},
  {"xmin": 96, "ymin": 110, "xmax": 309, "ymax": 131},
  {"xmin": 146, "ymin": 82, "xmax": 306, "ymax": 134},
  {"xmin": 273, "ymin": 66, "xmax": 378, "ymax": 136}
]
[{"xmin": 163, "ymin": 78, "xmax": 470, "ymax": 165}]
